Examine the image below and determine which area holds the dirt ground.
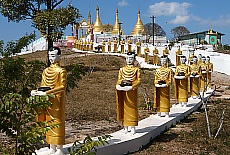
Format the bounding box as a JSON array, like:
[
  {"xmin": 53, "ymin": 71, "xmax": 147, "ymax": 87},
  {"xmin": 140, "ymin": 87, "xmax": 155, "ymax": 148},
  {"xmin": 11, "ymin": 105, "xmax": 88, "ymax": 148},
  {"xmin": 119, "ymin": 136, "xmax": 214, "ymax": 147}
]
[{"xmin": 1, "ymin": 48, "xmax": 229, "ymax": 154}]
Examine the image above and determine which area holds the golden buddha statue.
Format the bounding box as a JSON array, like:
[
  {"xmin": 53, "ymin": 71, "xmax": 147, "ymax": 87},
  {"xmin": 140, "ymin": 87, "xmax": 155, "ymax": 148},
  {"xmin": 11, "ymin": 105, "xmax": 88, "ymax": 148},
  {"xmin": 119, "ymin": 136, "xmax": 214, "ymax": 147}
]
[
  {"xmin": 135, "ymin": 38, "xmax": 141, "ymax": 57},
  {"xmin": 113, "ymin": 38, "xmax": 118, "ymax": 52},
  {"xmin": 200, "ymin": 56, "xmax": 208, "ymax": 92},
  {"xmin": 206, "ymin": 56, "xmax": 213, "ymax": 89},
  {"xmin": 175, "ymin": 46, "xmax": 182, "ymax": 66},
  {"xmin": 197, "ymin": 54, "xmax": 202, "ymax": 65},
  {"xmin": 101, "ymin": 39, "xmax": 105, "ymax": 52},
  {"xmin": 152, "ymin": 46, "xmax": 159, "ymax": 66},
  {"xmin": 188, "ymin": 50, "xmax": 195, "ymax": 65},
  {"xmin": 116, "ymin": 52, "xmax": 141, "ymax": 134},
  {"xmin": 128, "ymin": 39, "xmax": 132, "ymax": 52},
  {"xmin": 174, "ymin": 56, "xmax": 190, "ymax": 107},
  {"xmin": 32, "ymin": 47, "xmax": 67, "ymax": 155},
  {"xmin": 107, "ymin": 38, "xmax": 111, "ymax": 52},
  {"xmin": 144, "ymin": 46, "xmax": 150, "ymax": 63},
  {"xmin": 87, "ymin": 39, "xmax": 90, "ymax": 51},
  {"xmin": 154, "ymin": 56, "xmax": 172, "ymax": 117},
  {"xmin": 190, "ymin": 56, "xmax": 202, "ymax": 98},
  {"xmin": 83, "ymin": 40, "xmax": 87, "ymax": 51},
  {"xmin": 163, "ymin": 46, "xmax": 170, "ymax": 57},
  {"xmin": 90, "ymin": 40, "xmax": 94, "ymax": 52},
  {"xmin": 79, "ymin": 40, "xmax": 83, "ymax": 51},
  {"xmin": 120, "ymin": 39, "xmax": 125, "ymax": 54}
]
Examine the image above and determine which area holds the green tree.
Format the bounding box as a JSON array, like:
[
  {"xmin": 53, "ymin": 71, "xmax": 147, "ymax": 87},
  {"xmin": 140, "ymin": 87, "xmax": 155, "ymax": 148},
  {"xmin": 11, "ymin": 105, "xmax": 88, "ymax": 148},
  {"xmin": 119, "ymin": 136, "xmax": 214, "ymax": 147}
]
[
  {"xmin": 144, "ymin": 23, "xmax": 166, "ymax": 37},
  {"xmin": 171, "ymin": 26, "xmax": 190, "ymax": 39},
  {"xmin": 0, "ymin": 36, "xmax": 85, "ymax": 154},
  {"xmin": 0, "ymin": 0, "xmax": 81, "ymax": 65}
]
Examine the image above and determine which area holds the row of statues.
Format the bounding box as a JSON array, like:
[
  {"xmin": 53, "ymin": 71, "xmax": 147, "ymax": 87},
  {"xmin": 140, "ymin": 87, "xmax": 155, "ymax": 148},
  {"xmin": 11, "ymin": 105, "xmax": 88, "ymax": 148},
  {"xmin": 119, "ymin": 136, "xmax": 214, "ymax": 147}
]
[
  {"xmin": 31, "ymin": 47, "xmax": 213, "ymax": 154},
  {"xmin": 116, "ymin": 51, "xmax": 213, "ymax": 135},
  {"xmin": 74, "ymin": 38, "xmax": 141, "ymax": 54}
]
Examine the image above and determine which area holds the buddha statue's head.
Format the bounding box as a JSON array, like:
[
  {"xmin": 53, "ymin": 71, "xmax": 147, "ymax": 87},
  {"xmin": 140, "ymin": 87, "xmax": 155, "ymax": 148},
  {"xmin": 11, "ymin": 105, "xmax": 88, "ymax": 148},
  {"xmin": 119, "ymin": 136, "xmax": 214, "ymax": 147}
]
[
  {"xmin": 198, "ymin": 54, "xmax": 202, "ymax": 59},
  {"xmin": 126, "ymin": 52, "xmax": 135, "ymax": 65},
  {"xmin": 160, "ymin": 56, "xmax": 168, "ymax": 66},
  {"xmin": 201, "ymin": 56, "xmax": 206, "ymax": 63},
  {"xmin": 48, "ymin": 47, "xmax": 61, "ymax": 64},
  {"xmin": 192, "ymin": 56, "xmax": 198, "ymax": 63},
  {"xmin": 180, "ymin": 55, "xmax": 186, "ymax": 64}
]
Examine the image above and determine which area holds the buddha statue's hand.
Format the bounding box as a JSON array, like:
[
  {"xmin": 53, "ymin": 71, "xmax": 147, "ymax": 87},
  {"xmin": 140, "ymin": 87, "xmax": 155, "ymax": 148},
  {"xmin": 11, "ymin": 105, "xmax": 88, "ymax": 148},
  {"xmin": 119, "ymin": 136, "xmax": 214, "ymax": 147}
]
[{"xmin": 122, "ymin": 86, "xmax": 132, "ymax": 91}]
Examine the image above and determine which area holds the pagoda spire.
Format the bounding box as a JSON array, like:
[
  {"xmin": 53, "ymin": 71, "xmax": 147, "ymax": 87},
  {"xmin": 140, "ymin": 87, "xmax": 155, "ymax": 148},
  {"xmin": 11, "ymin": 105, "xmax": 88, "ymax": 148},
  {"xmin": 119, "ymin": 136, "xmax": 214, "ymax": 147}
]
[
  {"xmin": 93, "ymin": 5, "xmax": 103, "ymax": 33},
  {"xmin": 130, "ymin": 10, "xmax": 145, "ymax": 35},
  {"xmin": 112, "ymin": 9, "xmax": 120, "ymax": 34},
  {"xmin": 88, "ymin": 11, "xmax": 91, "ymax": 25}
]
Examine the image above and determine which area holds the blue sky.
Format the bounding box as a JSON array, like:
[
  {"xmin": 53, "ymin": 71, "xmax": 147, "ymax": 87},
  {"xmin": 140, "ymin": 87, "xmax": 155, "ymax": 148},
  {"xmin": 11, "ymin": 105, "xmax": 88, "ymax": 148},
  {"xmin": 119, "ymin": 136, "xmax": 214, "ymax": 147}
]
[{"xmin": 1, "ymin": 0, "xmax": 230, "ymax": 44}]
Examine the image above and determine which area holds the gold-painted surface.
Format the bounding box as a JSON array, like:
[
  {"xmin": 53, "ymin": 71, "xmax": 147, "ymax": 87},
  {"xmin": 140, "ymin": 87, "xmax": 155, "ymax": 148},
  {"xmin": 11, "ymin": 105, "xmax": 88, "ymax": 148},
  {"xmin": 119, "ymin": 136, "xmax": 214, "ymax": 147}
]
[
  {"xmin": 135, "ymin": 40, "xmax": 141, "ymax": 56},
  {"xmin": 163, "ymin": 48, "xmax": 169, "ymax": 56},
  {"xmin": 93, "ymin": 5, "xmax": 103, "ymax": 33},
  {"xmin": 153, "ymin": 48, "xmax": 159, "ymax": 65},
  {"xmin": 120, "ymin": 40, "xmax": 125, "ymax": 53},
  {"xmin": 90, "ymin": 41, "xmax": 94, "ymax": 51},
  {"xmin": 130, "ymin": 10, "xmax": 145, "ymax": 35},
  {"xmin": 38, "ymin": 63, "xmax": 67, "ymax": 145},
  {"xmin": 175, "ymin": 49, "xmax": 182, "ymax": 66},
  {"xmin": 112, "ymin": 9, "xmax": 120, "ymax": 34},
  {"xmin": 206, "ymin": 61, "xmax": 213, "ymax": 87},
  {"xmin": 174, "ymin": 64, "xmax": 190, "ymax": 102},
  {"xmin": 144, "ymin": 47, "xmax": 149, "ymax": 63},
  {"xmin": 116, "ymin": 65, "xmax": 141, "ymax": 126},
  {"xmin": 200, "ymin": 62, "xmax": 208, "ymax": 92},
  {"xmin": 128, "ymin": 39, "xmax": 132, "ymax": 52},
  {"xmin": 154, "ymin": 66, "xmax": 172, "ymax": 112},
  {"xmin": 107, "ymin": 40, "xmax": 111, "ymax": 52},
  {"xmin": 113, "ymin": 40, "xmax": 118, "ymax": 52},
  {"xmin": 102, "ymin": 41, "xmax": 105, "ymax": 52},
  {"xmin": 190, "ymin": 63, "xmax": 202, "ymax": 97},
  {"xmin": 189, "ymin": 54, "xmax": 195, "ymax": 65}
]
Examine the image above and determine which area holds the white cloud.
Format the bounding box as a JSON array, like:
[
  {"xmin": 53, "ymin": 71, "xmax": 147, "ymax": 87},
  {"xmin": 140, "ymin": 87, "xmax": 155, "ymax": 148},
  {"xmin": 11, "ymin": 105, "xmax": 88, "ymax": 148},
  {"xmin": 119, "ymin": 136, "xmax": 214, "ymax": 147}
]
[
  {"xmin": 192, "ymin": 15, "xmax": 230, "ymax": 27},
  {"xmin": 169, "ymin": 15, "xmax": 190, "ymax": 24},
  {"xmin": 149, "ymin": 2, "xmax": 191, "ymax": 16},
  {"xmin": 117, "ymin": 0, "xmax": 128, "ymax": 6}
]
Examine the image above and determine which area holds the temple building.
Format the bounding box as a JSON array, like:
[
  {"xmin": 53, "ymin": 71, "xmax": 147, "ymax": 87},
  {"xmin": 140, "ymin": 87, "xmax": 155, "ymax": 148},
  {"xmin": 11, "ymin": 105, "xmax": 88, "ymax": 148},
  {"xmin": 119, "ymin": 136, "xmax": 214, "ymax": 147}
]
[
  {"xmin": 73, "ymin": 5, "xmax": 166, "ymax": 43},
  {"xmin": 179, "ymin": 28, "xmax": 224, "ymax": 45}
]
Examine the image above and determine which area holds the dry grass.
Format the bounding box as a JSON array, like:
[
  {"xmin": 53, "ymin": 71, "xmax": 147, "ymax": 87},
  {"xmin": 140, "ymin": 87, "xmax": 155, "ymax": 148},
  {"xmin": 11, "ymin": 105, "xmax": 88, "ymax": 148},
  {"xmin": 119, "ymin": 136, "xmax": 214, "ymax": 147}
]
[{"xmin": 18, "ymin": 48, "xmax": 229, "ymax": 154}]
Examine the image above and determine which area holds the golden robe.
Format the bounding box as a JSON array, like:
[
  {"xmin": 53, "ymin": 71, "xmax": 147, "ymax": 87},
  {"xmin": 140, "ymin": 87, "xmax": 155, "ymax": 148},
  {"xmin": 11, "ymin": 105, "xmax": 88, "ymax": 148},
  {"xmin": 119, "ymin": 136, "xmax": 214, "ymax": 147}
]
[
  {"xmin": 153, "ymin": 48, "xmax": 159, "ymax": 65},
  {"xmin": 120, "ymin": 40, "xmax": 125, "ymax": 54},
  {"xmin": 144, "ymin": 47, "xmax": 150, "ymax": 63},
  {"xmin": 102, "ymin": 41, "xmax": 105, "ymax": 52},
  {"xmin": 200, "ymin": 62, "xmax": 208, "ymax": 92},
  {"xmin": 87, "ymin": 41, "xmax": 90, "ymax": 51},
  {"xmin": 83, "ymin": 41, "xmax": 87, "ymax": 51},
  {"xmin": 38, "ymin": 63, "xmax": 67, "ymax": 145},
  {"xmin": 116, "ymin": 65, "xmax": 141, "ymax": 126},
  {"xmin": 190, "ymin": 63, "xmax": 202, "ymax": 97},
  {"xmin": 107, "ymin": 41, "xmax": 111, "ymax": 52},
  {"xmin": 136, "ymin": 41, "xmax": 141, "ymax": 57},
  {"xmin": 174, "ymin": 64, "xmax": 190, "ymax": 102},
  {"xmin": 113, "ymin": 40, "xmax": 118, "ymax": 52},
  {"xmin": 176, "ymin": 49, "xmax": 182, "ymax": 66},
  {"xmin": 154, "ymin": 66, "xmax": 172, "ymax": 112},
  {"xmin": 189, "ymin": 54, "xmax": 195, "ymax": 65},
  {"xmin": 206, "ymin": 61, "xmax": 213, "ymax": 87},
  {"xmin": 128, "ymin": 39, "xmax": 132, "ymax": 52},
  {"xmin": 163, "ymin": 48, "xmax": 169, "ymax": 56},
  {"xmin": 90, "ymin": 41, "xmax": 94, "ymax": 52},
  {"xmin": 197, "ymin": 58, "xmax": 202, "ymax": 66}
]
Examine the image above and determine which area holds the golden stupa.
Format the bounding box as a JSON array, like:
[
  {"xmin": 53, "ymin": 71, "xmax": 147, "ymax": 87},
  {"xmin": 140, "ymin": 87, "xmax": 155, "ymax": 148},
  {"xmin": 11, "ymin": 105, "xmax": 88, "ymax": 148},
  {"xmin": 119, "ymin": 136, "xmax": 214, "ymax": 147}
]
[
  {"xmin": 130, "ymin": 10, "xmax": 145, "ymax": 35},
  {"xmin": 112, "ymin": 9, "xmax": 120, "ymax": 34},
  {"xmin": 93, "ymin": 5, "xmax": 103, "ymax": 33}
]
